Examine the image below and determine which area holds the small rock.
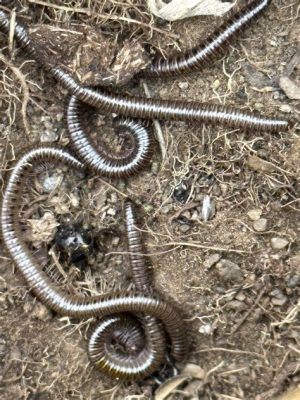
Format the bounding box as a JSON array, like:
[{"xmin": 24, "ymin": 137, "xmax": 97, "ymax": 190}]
[
  {"xmin": 40, "ymin": 130, "xmax": 59, "ymax": 143},
  {"xmin": 143, "ymin": 203, "xmax": 154, "ymax": 213},
  {"xmin": 32, "ymin": 302, "xmax": 52, "ymax": 321},
  {"xmin": 226, "ymin": 300, "xmax": 248, "ymax": 311},
  {"xmin": 279, "ymin": 76, "xmax": 300, "ymax": 100},
  {"xmin": 69, "ymin": 193, "xmax": 79, "ymax": 208},
  {"xmin": 253, "ymin": 218, "xmax": 268, "ymax": 232},
  {"xmin": 204, "ymin": 253, "xmax": 221, "ymax": 270},
  {"xmin": 270, "ymin": 288, "xmax": 288, "ymax": 306},
  {"xmin": 173, "ymin": 182, "xmax": 190, "ymax": 203},
  {"xmin": 179, "ymin": 224, "xmax": 191, "ymax": 233},
  {"xmin": 271, "ymin": 237, "xmax": 289, "ymax": 250},
  {"xmin": 107, "ymin": 208, "xmax": 116, "ymax": 216},
  {"xmin": 289, "ymin": 254, "xmax": 300, "ymax": 268},
  {"xmin": 271, "ymin": 296, "xmax": 288, "ymax": 306},
  {"xmin": 178, "ymin": 81, "xmax": 189, "ymax": 90},
  {"xmin": 235, "ymin": 291, "xmax": 246, "ymax": 302},
  {"xmin": 199, "ymin": 323, "xmax": 213, "ymax": 335},
  {"xmin": 111, "ymin": 236, "xmax": 120, "ymax": 247},
  {"xmin": 216, "ymin": 259, "xmax": 243, "ymax": 283},
  {"xmin": 286, "ymin": 274, "xmax": 300, "ymax": 288},
  {"xmin": 161, "ymin": 205, "xmax": 172, "ymax": 214},
  {"xmin": 247, "ymin": 208, "xmax": 262, "ymax": 221},
  {"xmin": 42, "ymin": 173, "xmax": 61, "ymax": 192},
  {"xmin": 211, "ymin": 79, "xmax": 220, "ymax": 90},
  {"xmin": 247, "ymin": 155, "xmax": 275, "ymax": 174}
]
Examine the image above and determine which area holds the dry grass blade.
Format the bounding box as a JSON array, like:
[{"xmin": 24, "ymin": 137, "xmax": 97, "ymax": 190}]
[{"xmin": 0, "ymin": 54, "xmax": 31, "ymax": 138}]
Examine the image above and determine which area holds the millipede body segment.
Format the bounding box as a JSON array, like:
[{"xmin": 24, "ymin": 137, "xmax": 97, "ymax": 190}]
[
  {"xmin": 0, "ymin": 146, "xmax": 187, "ymax": 380},
  {"xmin": 145, "ymin": 0, "xmax": 272, "ymax": 77}
]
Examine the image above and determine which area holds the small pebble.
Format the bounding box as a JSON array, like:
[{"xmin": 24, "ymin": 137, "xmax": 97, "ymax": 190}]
[
  {"xmin": 270, "ymin": 288, "xmax": 288, "ymax": 306},
  {"xmin": 199, "ymin": 323, "xmax": 213, "ymax": 335},
  {"xmin": 179, "ymin": 224, "xmax": 191, "ymax": 233},
  {"xmin": 247, "ymin": 209, "xmax": 262, "ymax": 221},
  {"xmin": 178, "ymin": 81, "xmax": 189, "ymax": 90},
  {"xmin": 42, "ymin": 174, "xmax": 61, "ymax": 192},
  {"xmin": 286, "ymin": 274, "xmax": 300, "ymax": 288},
  {"xmin": 216, "ymin": 259, "xmax": 243, "ymax": 283},
  {"xmin": 271, "ymin": 237, "xmax": 289, "ymax": 250},
  {"xmin": 253, "ymin": 218, "xmax": 268, "ymax": 232},
  {"xmin": 111, "ymin": 237, "xmax": 120, "ymax": 247},
  {"xmin": 289, "ymin": 254, "xmax": 300, "ymax": 268},
  {"xmin": 161, "ymin": 205, "xmax": 172, "ymax": 214},
  {"xmin": 204, "ymin": 253, "xmax": 221, "ymax": 270},
  {"xmin": 40, "ymin": 130, "xmax": 59, "ymax": 143},
  {"xmin": 235, "ymin": 292, "xmax": 246, "ymax": 302},
  {"xmin": 226, "ymin": 300, "xmax": 247, "ymax": 311},
  {"xmin": 107, "ymin": 208, "xmax": 116, "ymax": 216},
  {"xmin": 271, "ymin": 296, "xmax": 288, "ymax": 306}
]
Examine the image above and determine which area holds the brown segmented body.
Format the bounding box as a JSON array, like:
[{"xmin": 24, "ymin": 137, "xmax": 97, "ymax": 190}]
[
  {"xmin": 145, "ymin": 0, "xmax": 272, "ymax": 77},
  {"xmin": 67, "ymin": 96, "xmax": 153, "ymax": 178},
  {"xmin": 0, "ymin": 146, "xmax": 187, "ymax": 380},
  {"xmin": 0, "ymin": 9, "xmax": 290, "ymax": 133}
]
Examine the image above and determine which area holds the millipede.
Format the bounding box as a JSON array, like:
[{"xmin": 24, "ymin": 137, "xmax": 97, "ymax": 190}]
[
  {"xmin": 144, "ymin": 0, "xmax": 272, "ymax": 77},
  {"xmin": 0, "ymin": 146, "xmax": 187, "ymax": 380},
  {"xmin": 0, "ymin": 8, "xmax": 291, "ymax": 133},
  {"xmin": 67, "ymin": 95, "xmax": 153, "ymax": 178}
]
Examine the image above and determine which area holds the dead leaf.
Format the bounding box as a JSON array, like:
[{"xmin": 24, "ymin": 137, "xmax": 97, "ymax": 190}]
[
  {"xmin": 154, "ymin": 375, "xmax": 189, "ymax": 400},
  {"xmin": 155, "ymin": 364, "xmax": 205, "ymax": 400},
  {"xmin": 181, "ymin": 363, "xmax": 205, "ymax": 379},
  {"xmin": 148, "ymin": 0, "xmax": 236, "ymax": 21},
  {"xmin": 247, "ymin": 155, "xmax": 275, "ymax": 174},
  {"xmin": 279, "ymin": 76, "xmax": 300, "ymax": 100},
  {"xmin": 27, "ymin": 212, "xmax": 59, "ymax": 247}
]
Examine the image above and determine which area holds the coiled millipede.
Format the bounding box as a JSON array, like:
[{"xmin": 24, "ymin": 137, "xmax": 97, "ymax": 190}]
[
  {"xmin": 0, "ymin": 146, "xmax": 187, "ymax": 380},
  {"xmin": 67, "ymin": 96, "xmax": 153, "ymax": 178}
]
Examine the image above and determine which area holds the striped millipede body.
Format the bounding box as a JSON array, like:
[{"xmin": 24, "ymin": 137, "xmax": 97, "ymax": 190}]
[
  {"xmin": 67, "ymin": 96, "xmax": 153, "ymax": 178},
  {"xmin": 0, "ymin": 146, "xmax": 187, "ymax": 380},
  {"xmin": 0, "ymin": 9, "xmax": 290, "ymax": 133},
  {"xmin": 145, "ymin": 0, "xmax": 271, "ymax": 77}
]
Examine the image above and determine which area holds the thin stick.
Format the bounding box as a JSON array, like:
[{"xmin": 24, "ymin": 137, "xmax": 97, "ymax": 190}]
[{"xmin": 230, "ymin": 287, "xmax": 266, "ymax": 334}]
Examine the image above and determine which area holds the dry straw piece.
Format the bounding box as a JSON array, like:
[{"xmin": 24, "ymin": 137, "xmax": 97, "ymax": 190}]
[{"xmin": 147, "ymin": 0, "xmax": 236, "ymax": 21}]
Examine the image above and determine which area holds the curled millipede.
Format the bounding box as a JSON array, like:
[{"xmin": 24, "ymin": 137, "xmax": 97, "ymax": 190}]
[
  {"xmin": 0, "ymin": 146, "xmax": 187, "ymax": 380},
  {"xmin": 67, "ymin": 95, "xmax": 153, "ymax": 178},
  {"xmin": 145, "ymin": 0, "xmax": 271, "ymax": 77},
  {"xmin": 89, "ymin": 201, "xmax": 167, "ymax": 379},
  {"xmin": 0, "ymin": 10, "xmax": 290, "ymax": 133}
]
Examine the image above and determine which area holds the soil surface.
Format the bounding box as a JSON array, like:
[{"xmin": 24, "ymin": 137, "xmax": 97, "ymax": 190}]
[{"xmin": 0, "ymin": 1, "xmax": 299, "ymax": 400}]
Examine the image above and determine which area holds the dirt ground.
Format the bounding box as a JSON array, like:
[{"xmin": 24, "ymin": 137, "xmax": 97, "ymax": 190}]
[{"xmin": 0, "ymin": 1, "xmax": 299, "ymax": 399}]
